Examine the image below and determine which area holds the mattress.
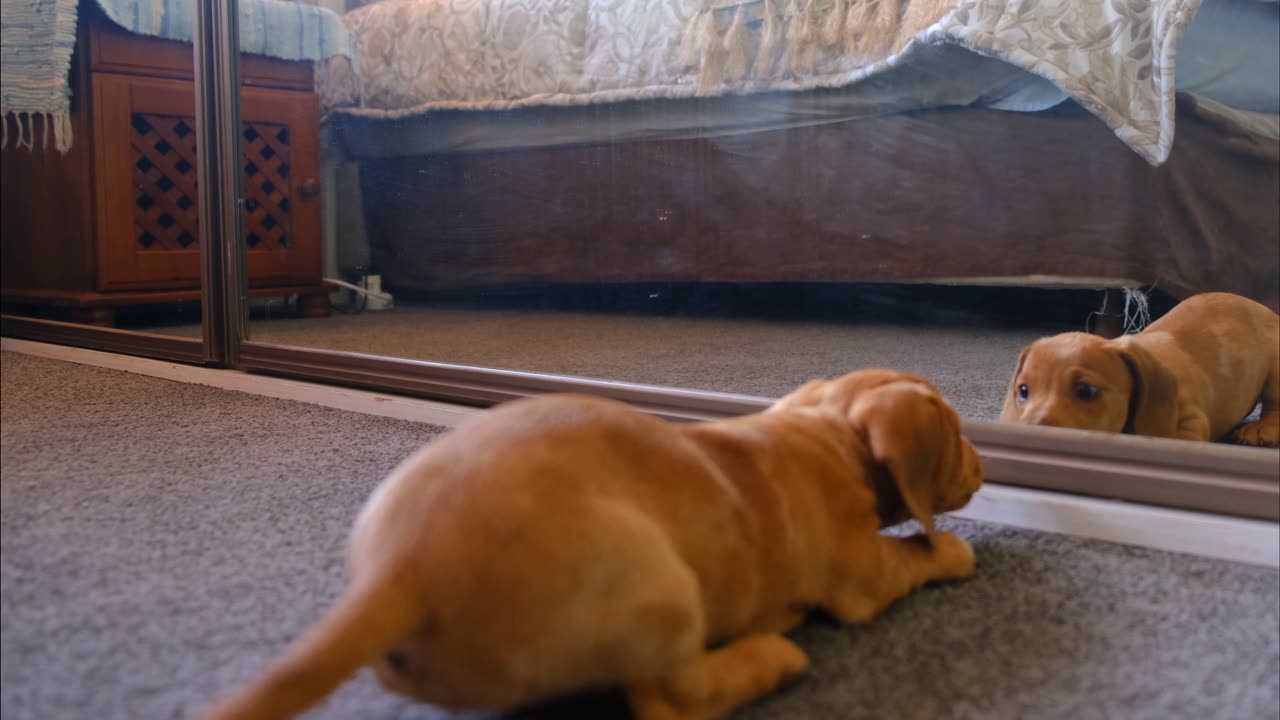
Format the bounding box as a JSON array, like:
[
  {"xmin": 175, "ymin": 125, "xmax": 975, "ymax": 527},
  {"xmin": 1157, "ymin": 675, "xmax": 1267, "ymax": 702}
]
[
  {"xmin": 329, "ymin": 0, "xmax": 1277, "ymax": 161},
  {"xmin": 323, "ymin": 0, "xmax": 1209, "ymax": 164},
  {"xmin": 335, "ymin": 43, "xmax": 1066, "ymax": 159}
]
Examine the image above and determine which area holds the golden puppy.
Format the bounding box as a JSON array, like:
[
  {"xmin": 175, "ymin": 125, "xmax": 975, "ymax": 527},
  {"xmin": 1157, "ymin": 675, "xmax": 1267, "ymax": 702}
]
[
  {"xmin": 201, "ymin": 370, "xmax": 983, "ymax": 720},
  {"xmin": 1001, "ymin": 292, "xmax": 1280, "ymax": 445}
]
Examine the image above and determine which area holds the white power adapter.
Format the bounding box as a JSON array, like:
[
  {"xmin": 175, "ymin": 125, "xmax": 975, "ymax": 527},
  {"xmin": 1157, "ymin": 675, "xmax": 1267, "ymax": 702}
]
[{"xmin": 361, "ymin": 274, "xmax": 394, "ymax": 311}]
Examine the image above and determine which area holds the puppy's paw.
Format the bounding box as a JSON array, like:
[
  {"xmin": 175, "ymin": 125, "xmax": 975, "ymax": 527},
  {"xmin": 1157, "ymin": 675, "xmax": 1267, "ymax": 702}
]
[
  {"xmin": 931, "ymin": 531, "xmax": 976, "ymax": 579},
  {"xmin": 1231, "ymin": 420, "xmax": 1280, "ymax": 448},
  {"xmin": 754, "ymin": 635, "xmax": 810, "ymax": 687},
  {"xmin": 779, "ymin": 637, "xmax": 811, "ymax": 676},
  {"xmin": 728, "ymin": 633, "xmax": 809, "ymax": 676}
]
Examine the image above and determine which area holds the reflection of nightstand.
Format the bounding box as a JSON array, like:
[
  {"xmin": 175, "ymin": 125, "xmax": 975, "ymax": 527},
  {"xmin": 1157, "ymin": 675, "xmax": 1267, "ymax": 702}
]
[{"xmin": 0, "ymin": 3, "xmax": 329, "ymax": 326}]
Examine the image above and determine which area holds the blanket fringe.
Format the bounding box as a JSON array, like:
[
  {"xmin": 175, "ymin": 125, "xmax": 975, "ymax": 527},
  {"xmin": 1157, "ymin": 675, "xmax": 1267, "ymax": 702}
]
[
  {"xmin": 0, "ymin": 110, "xmax": 73, "ymax": 153},
  {"xmin": 58, "ymin": 111, "xmax": 74, "ymax": 152}
]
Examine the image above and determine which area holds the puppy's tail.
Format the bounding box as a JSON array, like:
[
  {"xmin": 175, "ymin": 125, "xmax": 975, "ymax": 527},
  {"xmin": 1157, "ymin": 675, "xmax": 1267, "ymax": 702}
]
[{"xmin": 199, "ymin": 567, "xmax": 421, "ymax": 720}]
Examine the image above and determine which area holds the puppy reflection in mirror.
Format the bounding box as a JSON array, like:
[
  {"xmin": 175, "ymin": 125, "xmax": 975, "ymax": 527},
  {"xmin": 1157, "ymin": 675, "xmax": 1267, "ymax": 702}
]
[{"xmin": 1001, "ymin": 292, "xmax": 1279, "ymax": 446}]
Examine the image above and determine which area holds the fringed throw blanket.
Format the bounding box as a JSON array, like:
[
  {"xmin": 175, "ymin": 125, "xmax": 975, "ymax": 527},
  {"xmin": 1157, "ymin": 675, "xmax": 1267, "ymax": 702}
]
[
  {"xmin": 92, "ymin": 0, "xmax": 351, "ymax": 65},
  {"xmin": 1, "ymin": 0, "xmax": 351, "ymax": 153},
  {"xmin": 321, "ymin": 0, "xmax": 1205, "ymax": 164},
  {"xmin": 0, "ymin": 0, "xmax": 79, "ymax": 153}
]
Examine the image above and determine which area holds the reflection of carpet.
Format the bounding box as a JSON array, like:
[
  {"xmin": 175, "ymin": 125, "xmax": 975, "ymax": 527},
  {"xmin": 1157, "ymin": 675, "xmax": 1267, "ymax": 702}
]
[
  {"xmin": 3, "ymin": 352, "xmax": 1278, "ymax": 720},
  {"xmin": 162, "ymin": 306, "xmax": 1049, "ymax": 421}
]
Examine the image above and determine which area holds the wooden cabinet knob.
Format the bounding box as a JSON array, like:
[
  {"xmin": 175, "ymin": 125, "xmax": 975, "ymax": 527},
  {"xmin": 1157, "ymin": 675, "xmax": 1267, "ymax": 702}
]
[{"xmin": 298, "ymin": 179, "xmax": 321, "ymax": 199}]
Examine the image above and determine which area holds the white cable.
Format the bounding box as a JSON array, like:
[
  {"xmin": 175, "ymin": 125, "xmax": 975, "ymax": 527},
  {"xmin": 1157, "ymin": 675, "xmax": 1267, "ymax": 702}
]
[{"xmin": 324, "ymin": 277, "xmax": 392, "ymax": 301}]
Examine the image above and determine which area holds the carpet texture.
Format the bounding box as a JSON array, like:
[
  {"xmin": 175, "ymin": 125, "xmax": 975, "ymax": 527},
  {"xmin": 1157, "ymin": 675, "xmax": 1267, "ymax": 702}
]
[
  {"xmin": 2, "ymin": 351, "xmax": 1277, "ymax": 720},
  {"xmin": 163, "ymin": 306, "xmax": 1049, "ymax": 421}
]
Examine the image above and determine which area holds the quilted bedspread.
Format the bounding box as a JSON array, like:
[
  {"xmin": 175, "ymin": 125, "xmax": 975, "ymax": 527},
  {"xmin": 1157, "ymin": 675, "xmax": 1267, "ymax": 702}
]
[
  {"xmin": 0, "ymin": 0, "xmax": 350, "ymax": 152},
  {"xmin": 319, "ymin": 0, "xmax": 1209, "ymax": 165}
]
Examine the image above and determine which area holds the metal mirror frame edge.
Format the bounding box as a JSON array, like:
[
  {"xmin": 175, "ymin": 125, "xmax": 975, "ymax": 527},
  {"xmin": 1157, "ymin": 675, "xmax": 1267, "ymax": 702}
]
[
  {"xmin": 0, "ymin": 316, "xmax": 204, "ymax": 364},
  {"xmin": 194, "ymin": 0, "xmax": 247, "ymax": 366},
  {"xmin": 0, "ymin": 2, "xmax": 240, "ymax": 367}
]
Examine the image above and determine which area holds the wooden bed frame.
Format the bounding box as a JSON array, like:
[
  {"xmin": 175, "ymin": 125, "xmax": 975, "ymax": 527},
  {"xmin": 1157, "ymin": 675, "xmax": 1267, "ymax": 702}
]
[{"xmin": 350, "ymin": 96, "xmax": 1279, "ymax": 314}]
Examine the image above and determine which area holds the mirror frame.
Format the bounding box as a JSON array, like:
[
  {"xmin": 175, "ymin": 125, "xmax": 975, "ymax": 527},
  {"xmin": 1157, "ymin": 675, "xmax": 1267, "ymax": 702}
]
[{"xmin": 235, "ymin": 343, "xmax": 1279, "ymax": 522}]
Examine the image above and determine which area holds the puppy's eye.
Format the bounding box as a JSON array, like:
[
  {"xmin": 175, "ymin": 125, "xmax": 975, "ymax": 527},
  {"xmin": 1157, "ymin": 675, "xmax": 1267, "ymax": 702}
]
[
  {"xmin": 1017, "ymin": 384, "xmax": 1029, "ymax": 401},
  {"xmin": 385, "ymin": 651, "xmax": 409, "ymax": 673},
  {"xmin": 1074, "ymin": 382, "xmax": 1100, "ymax": 401}
]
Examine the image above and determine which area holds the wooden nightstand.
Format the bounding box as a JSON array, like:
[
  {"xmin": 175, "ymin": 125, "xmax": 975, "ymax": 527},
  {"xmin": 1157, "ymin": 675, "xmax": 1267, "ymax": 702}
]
[{"xmin": 1, "ymin": 3, "xmax": 330, "ymax": 326}]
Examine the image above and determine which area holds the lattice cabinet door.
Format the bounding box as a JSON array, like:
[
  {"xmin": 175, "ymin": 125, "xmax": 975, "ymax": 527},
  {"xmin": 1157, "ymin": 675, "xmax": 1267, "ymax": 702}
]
[{"xmin": 92, "ymin": 73, "xmax": 322, "ymax": 290}]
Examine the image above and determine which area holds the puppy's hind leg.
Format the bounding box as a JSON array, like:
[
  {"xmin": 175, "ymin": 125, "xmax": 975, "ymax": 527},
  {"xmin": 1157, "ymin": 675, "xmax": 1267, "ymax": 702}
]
[
  {"xmin": 626, "ymin": 634, "xmax": 809, "ymax": 720},
  {"xmin": 1233, "ymin": 356, "xmax": 1280, "ymax": 448},
  {"xmin": 615, "ymin": 552, "xmax": 808, "ymax": 720}
]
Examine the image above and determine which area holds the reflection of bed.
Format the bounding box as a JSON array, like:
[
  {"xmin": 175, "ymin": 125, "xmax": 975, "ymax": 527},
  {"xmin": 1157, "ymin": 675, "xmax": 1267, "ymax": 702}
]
[{"xmin": 323, "ymin": 0, "xmax": 1280, "ymax": 310}]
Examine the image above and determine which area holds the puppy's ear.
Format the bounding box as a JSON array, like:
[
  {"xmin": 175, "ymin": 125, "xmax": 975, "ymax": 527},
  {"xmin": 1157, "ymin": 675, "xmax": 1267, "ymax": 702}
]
[
  {"xmin": 849, "ymin": 383, "xmax": 948, "ymax": 535},
  {"xmin": 999, "ymin": 346, "xmax": 1030, "ymax": 422},
  {"xmin": 1118, "ymin": 344, "xmax": 1179, "ymax": 438}
]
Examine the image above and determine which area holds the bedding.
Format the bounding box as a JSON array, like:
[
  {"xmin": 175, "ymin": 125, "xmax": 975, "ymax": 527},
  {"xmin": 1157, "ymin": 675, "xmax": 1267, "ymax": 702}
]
[
  {"xmin": 336, "ymin": 43, "xmax": 1066, "ymax": 158},
  {"xmin": 332, "ymin": 0, "xmax": 1279, "ymax": 158},
  {"xmin": 1178, "ymin": 0, "xmax": 1279, "ymax": 114},
  {"xmin": 334, "ymin": 45, "xmax": 1279, "ymax": 158},
  {"xmin": 0, "ymin": 0, "xmax": 79, "ymax": 152},
  {"xmin": 321, "ymin": 0, "xmax": 1208, "ymax": 164},
  {"xmin": 91, "ymin": 0, "xmax": 351, "ymax": 64},
  {"xmin": 0, "ymin": 0, "xmax": 351, "ymax": 152}
]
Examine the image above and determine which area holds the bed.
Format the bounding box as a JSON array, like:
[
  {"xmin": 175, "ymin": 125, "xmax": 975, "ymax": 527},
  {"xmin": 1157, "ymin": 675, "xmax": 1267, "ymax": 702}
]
[{"xmin": 317, "ymin": 0, "xmax": 1280, "ymax": 310}]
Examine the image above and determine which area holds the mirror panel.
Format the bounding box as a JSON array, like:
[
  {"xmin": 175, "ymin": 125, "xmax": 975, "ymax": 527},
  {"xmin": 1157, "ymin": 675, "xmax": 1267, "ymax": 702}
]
[
  {"xmin": 2, "ymin": 4, "xmax": 215, "ymax": 347},
  {"xmin": 204, "ymin": 0, "xmax": 1277, "ymax": 452}
]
